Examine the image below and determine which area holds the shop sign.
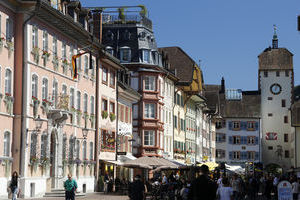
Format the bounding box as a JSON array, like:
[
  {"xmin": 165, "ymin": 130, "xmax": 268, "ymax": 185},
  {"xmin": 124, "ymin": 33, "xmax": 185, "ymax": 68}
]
[{"xmin": 278, "ymin": 181, "xmax": 292, "ymax": 200}]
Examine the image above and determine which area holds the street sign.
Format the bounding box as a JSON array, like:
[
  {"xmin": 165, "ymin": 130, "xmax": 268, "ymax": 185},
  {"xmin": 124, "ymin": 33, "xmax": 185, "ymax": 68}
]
[
  {"xmin": 278, "ymin": 181, "xmax": 292, "ymax": 200},
  {"xmin": 117, "ymin": 152, "xmax": 127, "ymax": 155}
]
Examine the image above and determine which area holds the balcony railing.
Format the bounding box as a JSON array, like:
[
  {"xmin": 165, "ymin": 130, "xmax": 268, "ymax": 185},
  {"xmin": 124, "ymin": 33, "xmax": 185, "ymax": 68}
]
[{"xmin": 102, "ymin": 14, "xmax": 152, "ymax": 30}]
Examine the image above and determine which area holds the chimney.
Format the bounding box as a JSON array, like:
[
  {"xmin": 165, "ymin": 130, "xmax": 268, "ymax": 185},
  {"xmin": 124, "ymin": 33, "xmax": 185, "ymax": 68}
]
[
  {"xmin": 93, "ymin": 11, "xmax": 103, "ymax": 43},
  {"xmin": 220, "ymin": 77, "xmax": 225, "ymax": 93}
]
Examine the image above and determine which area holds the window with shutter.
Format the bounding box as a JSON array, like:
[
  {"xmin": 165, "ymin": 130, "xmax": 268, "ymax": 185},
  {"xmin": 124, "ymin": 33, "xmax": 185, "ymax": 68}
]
[{"xmin": 228, "ymin": 122, "xmax": 233, "ymax": 130}]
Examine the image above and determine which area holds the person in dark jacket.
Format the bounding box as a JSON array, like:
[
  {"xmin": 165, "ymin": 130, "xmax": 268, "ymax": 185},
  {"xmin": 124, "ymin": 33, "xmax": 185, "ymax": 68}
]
[
  {"xmin": 128, "ymin": 175, "xmax": 145, "ymax": 200},
  {"xmin": 10, "ymin": 171, "xmax": 19, "ymax": 200},
  {"xmin": 188, "ymin": 165, "xmax": 217, "ymax": 200}
]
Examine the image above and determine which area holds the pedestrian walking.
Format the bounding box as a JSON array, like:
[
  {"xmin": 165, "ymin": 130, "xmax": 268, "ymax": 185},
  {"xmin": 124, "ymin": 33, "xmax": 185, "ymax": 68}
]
[
  {"xmin": 231, "ymin": 174, "xmax": 241, "ymax": 200},
  {"xmin": 64, "ymin": 174, "xmax": 78, "ymax": 200},
  {"xmin": 292, "ymin": 177, "xmax": 299, "ymax": 200},
  {"xmin": 9, "ymin": 171, "xmax": 19, "ymax": 200},
  {"xmin": 128, "ymin": 175, "xmax": 145, "ymax": 200},
  {"xmin": 188, "ymin": 165, "xmax": 217, "ymax": 200},
  {"xmin": 216, "ymin": 177, "xmax": 233, "ymax": 200}
]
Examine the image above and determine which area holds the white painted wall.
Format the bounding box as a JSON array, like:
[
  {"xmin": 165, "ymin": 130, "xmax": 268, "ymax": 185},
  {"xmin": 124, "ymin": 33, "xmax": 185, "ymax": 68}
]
[{"xmin": 260, "ymin": 70, "xmax": 293, "ymax": 169}]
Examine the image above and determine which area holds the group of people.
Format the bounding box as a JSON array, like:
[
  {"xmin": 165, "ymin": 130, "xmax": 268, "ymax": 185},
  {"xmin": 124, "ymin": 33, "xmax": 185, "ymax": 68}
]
[{"xmin": 127, "ymin": 165, "xmax": 300, "ymax": 200}]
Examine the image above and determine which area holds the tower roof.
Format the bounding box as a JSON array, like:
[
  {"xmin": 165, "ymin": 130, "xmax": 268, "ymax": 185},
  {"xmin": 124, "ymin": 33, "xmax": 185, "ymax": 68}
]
[{"xmin": 258, "ymin": 48, "xmax": 293, "ymax": 70}]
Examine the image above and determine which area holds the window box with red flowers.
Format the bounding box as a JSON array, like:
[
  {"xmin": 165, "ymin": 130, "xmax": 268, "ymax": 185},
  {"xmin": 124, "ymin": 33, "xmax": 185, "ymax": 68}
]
[
  {"xmin": 5, "ymin": 40, "xmax": 14, "ymax": 57},
  {"xmin": 4, "ymin": 93, "xmax": 14, "ymax": 115},
  {"xmin": 41, "ymin": 99, "xmax": 52, "ymax": 115},
  {"xmin": 42, "ymin": 50, "xmax": 51, "ymax": 63}
]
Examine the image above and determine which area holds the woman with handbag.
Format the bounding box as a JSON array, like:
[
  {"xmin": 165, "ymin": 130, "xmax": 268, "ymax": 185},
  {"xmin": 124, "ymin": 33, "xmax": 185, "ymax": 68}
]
[{"xmin": 10, "ymin": 171, "xmax": 19, "ymax": 200}]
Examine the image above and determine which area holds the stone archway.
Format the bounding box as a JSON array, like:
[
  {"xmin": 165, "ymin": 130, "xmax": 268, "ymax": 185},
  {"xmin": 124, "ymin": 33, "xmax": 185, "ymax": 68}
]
[{"xmin": 47, "ymin": 109, "xmax": 69, "ymax": 189}]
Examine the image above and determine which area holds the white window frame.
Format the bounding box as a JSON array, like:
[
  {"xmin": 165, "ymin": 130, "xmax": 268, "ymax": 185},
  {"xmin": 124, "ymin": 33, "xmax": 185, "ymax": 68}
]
[
  {"xmin": 106, "ymin": 46, "xmax": 114, "ymax": 56},
  {"xmin": 144, "ymin": 130, "xmax": 155, "ymax": 146},
  {"xmin": 52, "ymin": 79, "xmax": 58, "ymax": 106},
  {"xmin": 52, "ymin": 37, "xmax": 57, "ymax": 57},
  {"xmin": 32, "ymin": 26, "xmax": 38, "ymax": 50},
  {"xmin": 42, "ymin": 30, "xmax": 48, "ymax": 51},
  {"xmin": 5, "ymin": 68, "xmax": 12, "ymax": 95},
  {"xmin": 144, "ymin": 76, "xmax": 155, "ymax": 91},
  {"xmin": 62, "ymin": 42, "xmax": 66, "ymax": 60},
  {"xmin": 6, "ymin": 17, "xmax": 13, "ymax": 41},
  {"xmin": 62, "ymin": 84, "xmax": 67, "ymax": 95},
  {"xmin": 89, "ymin": 142, "xmax": 93, "ymax": 160},
  {"xmin": 31, "ymin": 74, "xmax": 38, "ymax": 98},
  {"xmin": 83, "ymin": 93, "xmax": 88, "ymax": 113},
  {"xmin": 42, "ymin": 78, "xmax": 48, "ymax": 100},
  {"xmin": 142, "ymin": 49, "xmax": 150, "ymax": 63},
  {"xmin": 3, "ymin": 131, "xmax": 11, "ymax": 157},
  {"xmin": 144, "ymin": 103, "xmax": 155, "ymax": 119},
  {"xmin": 82, "ymin": 140, "xmax": 87, "ymax": 160}
]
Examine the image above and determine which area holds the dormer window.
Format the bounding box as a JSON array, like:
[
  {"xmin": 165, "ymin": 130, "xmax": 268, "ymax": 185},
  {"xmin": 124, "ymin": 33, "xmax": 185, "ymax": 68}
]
[
  {"xmin": 106, "ymin": 46, "xmax": 114, "ymax": 56},
  {"xmin": 120, "ymin": 47, "xmax": 131, "ymax": 63},
  {"xmin": 152, "ymin": 51, "xmax": 157, "ymax": 64},
  {"xmin": 142, "ymin": 49, "xmax": 150, "ymax": 63}
]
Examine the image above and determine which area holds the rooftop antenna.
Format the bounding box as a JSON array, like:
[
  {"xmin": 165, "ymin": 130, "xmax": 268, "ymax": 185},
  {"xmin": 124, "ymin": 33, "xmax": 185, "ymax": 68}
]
[{"xmin": 272, "ymin": 24, "xmax": 278, "ymax": 49}]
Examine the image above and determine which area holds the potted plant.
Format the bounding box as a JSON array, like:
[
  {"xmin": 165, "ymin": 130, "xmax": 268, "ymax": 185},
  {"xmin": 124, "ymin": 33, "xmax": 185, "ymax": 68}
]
[
  {"xmin": 89, "ymin": 114, "xmax": 95, "ymax": 128},
  {"xmin": 31, "ymin": 46, "xmax": 40, "ymax": 63},
  {"xmin": 29, "ymin": 156, "xmax": 39, "ymax": 171},
  {"xmin": 42, "ymin": 50, "xmax": 51, "ymax": 62},
  {"xmin": 32, "ymin": 96, "xmax": 40, "ymax": 118},
  {"xmin": 41, "ymin": 99, "xmax": 52, "ymax": 115},
  {"xmin": 83, "ymin": 112, "xmax": 89, "ymax": 127},
  {"xmin": 62, "ymin": 59, "xmax": 69, "ymax": 74},
  {"xmin": 4, "ymin": 93, "xmax": 14, "ymax": 115},
  {"xmin": 40, "ymin": 157, "xmax": 50, "ymax": 170},
  {"xmin": 52, "ymin": 56, "xmax": 59, "ymax": 71},
  {"xmin": 102, "ymin": 110, "xmax": 108, "ymax": 119},
  {"xmin": 109, "ymin": 112, "xmax": 116, "ymax": 122},
  {"xmin": 6, "ymin": 40, "xmax": 14, "ymax": 57},
  {"xmin": 0, "ymin": 37, "xmax": 5, "ymax": 51},
  {"xmin": 77, "ymin": 109, "xmax": 82, "ymax": 125}
]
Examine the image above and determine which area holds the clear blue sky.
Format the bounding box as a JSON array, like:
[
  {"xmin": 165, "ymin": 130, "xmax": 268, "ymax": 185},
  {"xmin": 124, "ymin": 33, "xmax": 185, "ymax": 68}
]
[{"xmin": 82, "ymin": 0, "xmax": 300, "ymax": 90}]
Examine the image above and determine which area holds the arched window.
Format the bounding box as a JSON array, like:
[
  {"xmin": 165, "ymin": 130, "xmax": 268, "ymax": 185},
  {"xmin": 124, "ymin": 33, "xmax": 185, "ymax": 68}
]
[
  {"xmin": 84, "ymin": 55, "xmax": 88, "ymax": 75},
  {"xmin": 83, "ymin": 93, "xmax": 88, "ymax": 113},
  {"xmin": 31, "ymin": 74, "xmax": 38, "ymax": 98},
  {"xmin": 30, "ymin": 132, "xmax": 38, "ymax": 158},
  {"xmin": 89, "ymin": 142, "xmax": 93, "ymax": 160},
  {"xmin": 5, "ymin": 69, "xmax": 12, "ymax": 94},
  {"xmin": 75, "ymin": 140, "xmax": 80, "ymax": 159},
  {"xmin": 82, "ymin": 140, "xmax": 87, "ymax": 160},
  {"xmin": 3, "ymin": 131, "xmax": 11, "ymax": 157},
  {"xmin": 42, "ymin": 78, "xmax": 48, "ymax": 100},
  {"xmin": 62, "ymin": 135, "xmax": 67, "ymax": 160},
  {"xmin": 40, "ymin": 133, "xmax": 48, "ymax": 158},
  {"xmin": 69, "ymin": 136, "xmax": 75, "ymax": 161}
]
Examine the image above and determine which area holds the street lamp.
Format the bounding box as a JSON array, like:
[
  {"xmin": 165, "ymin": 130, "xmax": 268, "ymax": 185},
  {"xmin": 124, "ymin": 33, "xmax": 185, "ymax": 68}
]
[
  {"xmin": 77, "ymin": 127, "xmax": 89, "ymax": 140},
  {"xmin": 27, "ymin": 115, "xmax": 44, "ymax": 133}
]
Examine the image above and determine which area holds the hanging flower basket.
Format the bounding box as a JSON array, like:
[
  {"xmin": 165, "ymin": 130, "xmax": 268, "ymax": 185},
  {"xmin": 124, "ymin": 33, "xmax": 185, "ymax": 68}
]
[
  {"xmin": 32, "ymin": 96, "xmax": 40, "ymax": 118},
  {"xmin": 52, "ymin": 56, "xmax": 59, "ymax": 71},
  {"xmin": 31, "ymin": 47, "xmax": 40, "ymax": 63},
  {"xmin": 102, "ymin": 110, "xmax": 108, "ymax": 119},
  {"xmin": 41, "ymin": 50, "xmax": 51, "ymax": 62},
  {"xmin": 83, "ymin": 112, "xmax": 89, "ymax": 127},
  {"xmin": 6, "ymin": 41, "xmax": 14, "ymax": 57},
  {"xmin": 109, "ymin": 112, "xmax": 116, "ymax": 122},
  {"xmin": 0, "ymin": 37, "xmax": 5, "ymax": 52},
  {"xmin": 4, "ymin": 93, "xmax": 14, "ymax": 115},
  {"xmin": 29, "ymin": 156, "xmax": 39, "ymax": 171},
  {"xmin": 62, "ymin": 59, "xmax": 69, "ymax": 74},
  {"xmin": 89, "ymin": 114, "xmax": 95, "ymax": 128},
  {"xmin": 77, "ymin": 109, "xmax": 82, "ymax": 125}
]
